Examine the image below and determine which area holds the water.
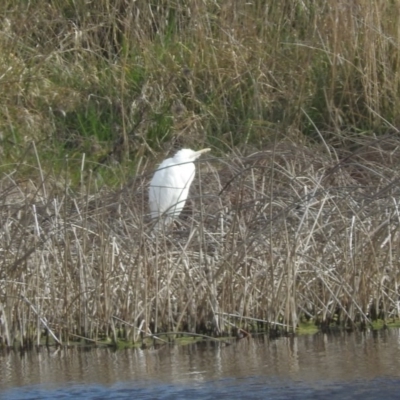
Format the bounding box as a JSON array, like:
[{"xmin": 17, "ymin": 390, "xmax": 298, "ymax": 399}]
[{"xmin": 1, "ymin": 329, "xmax": 400, "ymax": 399}]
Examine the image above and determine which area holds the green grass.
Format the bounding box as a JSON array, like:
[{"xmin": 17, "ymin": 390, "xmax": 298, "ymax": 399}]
[
  {"xmin": 297, "ymin": 321, "xmax": 320, "ymax": 336},
  {"xmin": 1, "ymin": 0, "xmax": 400, "ymax": 178}
]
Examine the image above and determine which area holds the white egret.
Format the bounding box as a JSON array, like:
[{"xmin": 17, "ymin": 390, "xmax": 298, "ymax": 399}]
[{"xmin": 149, "ymin": 148, "xmax": 211, "ymax": 227}]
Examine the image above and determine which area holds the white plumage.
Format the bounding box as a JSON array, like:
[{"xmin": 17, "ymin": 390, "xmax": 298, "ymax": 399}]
[{"xmin": 149, "ymin": 148, "xmax": 211, "ymax": 226}]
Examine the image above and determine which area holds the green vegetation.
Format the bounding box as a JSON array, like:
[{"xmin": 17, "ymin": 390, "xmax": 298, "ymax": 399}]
[
  {"xmin": 2, "ymin": 1, "xmax": 400, "ymax": 349},
  {"xmin": 2, "ymin": 1, "xmax": 400, "ymax": 172}
]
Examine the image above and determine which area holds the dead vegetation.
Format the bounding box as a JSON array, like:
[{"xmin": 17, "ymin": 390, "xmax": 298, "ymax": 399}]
[{"xmin": 1, "ymin": 136, "xmax": 400, "ymax": 348}]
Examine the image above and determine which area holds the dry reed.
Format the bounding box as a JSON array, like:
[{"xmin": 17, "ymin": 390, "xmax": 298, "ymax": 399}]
[{"xmin": 1, "ymin": 136, "xmax": 400, "ymax": 348}]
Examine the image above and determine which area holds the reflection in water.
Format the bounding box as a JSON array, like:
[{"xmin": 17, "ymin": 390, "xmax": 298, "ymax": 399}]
[{"xmin": 1, "ymin": 329, "xmax": 400, "ymax": 399}]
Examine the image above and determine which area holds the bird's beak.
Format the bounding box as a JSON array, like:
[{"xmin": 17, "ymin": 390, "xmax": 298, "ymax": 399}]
[{"xmin": 196, "ymin": 148, "xmax": 211, "ymax": 156}]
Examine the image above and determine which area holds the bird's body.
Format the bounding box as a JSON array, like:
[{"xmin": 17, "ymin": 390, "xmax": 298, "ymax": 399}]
[{"xmin": 149, "ymin": 148, "xmax": 210, "ymax": 226}]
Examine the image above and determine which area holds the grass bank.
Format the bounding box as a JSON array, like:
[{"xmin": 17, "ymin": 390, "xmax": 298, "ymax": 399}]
[{"xmin": 1, "ymin": 1, "xmax": 400, "ymax": 172}]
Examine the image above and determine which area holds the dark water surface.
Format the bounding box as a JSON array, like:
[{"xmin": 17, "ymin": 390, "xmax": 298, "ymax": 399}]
[{"xmin": 1, "ymin": 329, "xmax": 400, "ymax": 399}]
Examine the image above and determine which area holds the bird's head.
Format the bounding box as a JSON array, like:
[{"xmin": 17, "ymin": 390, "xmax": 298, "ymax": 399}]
[{"xmin": 173, "ymin": 148, "xmax": 211, "ymax": 163}]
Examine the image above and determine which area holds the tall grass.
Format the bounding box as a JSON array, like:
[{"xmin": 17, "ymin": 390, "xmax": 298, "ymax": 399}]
[
  {"xmin": 1, "ymin": 0, "xmax": 400, "ymax": 170},
  {"xmin": 1, "ymin": 136, "xmax": 400, "ymax": 348}
]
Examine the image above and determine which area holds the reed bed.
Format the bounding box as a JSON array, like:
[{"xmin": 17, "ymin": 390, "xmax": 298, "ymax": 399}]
[
  {"xmin": 2, "ymin": 0, "xmax": 400, "ymax": 348},
  {"xmin": 1, "ymin": 136, "xmax": 400, "ymax": 348}
]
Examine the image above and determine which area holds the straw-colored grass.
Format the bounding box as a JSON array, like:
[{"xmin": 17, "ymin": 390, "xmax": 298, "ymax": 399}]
[
  {"xmin": 2, "ymin": 136, "xmax": 400, "ymax": 348},
  {"xmin": 2, "ymin": 1, "xmax": 400, "ymax": 347}
]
